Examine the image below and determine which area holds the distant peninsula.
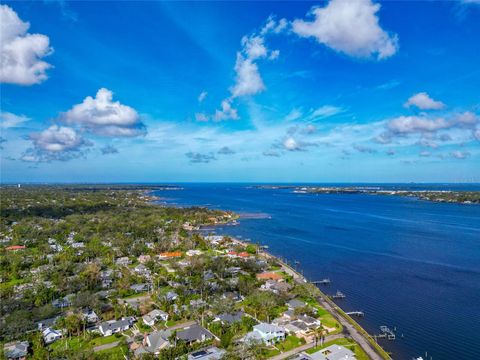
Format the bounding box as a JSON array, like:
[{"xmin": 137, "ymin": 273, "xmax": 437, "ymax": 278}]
[{"xmin": 256, "ymin": 186, "xmax": 480, "ymax": 204}]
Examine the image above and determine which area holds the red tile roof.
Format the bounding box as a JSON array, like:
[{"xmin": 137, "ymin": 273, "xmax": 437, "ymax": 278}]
[{"xmin": 6, "ymin": 245, "xmax": 26, "ymax": 251}]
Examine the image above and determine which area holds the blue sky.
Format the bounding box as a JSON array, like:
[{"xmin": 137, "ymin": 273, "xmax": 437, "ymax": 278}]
[{"xmin": 1, "ymin": 0, "xmax": 479, "ymax": 183}]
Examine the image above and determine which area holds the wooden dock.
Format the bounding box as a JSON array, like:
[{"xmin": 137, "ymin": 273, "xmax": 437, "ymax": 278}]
[
  {"xmin": 312, "ymin": 278, "xmax": 331, "ymax": 285},
  {"xmin": 346, "ymin": 311, "xmax": 365, "ymax": 317}
]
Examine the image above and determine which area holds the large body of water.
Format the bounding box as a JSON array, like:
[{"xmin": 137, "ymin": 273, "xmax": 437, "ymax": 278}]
[{"xmin": 154, "ymin": 184, "xmax": 480, "ymax": 360}]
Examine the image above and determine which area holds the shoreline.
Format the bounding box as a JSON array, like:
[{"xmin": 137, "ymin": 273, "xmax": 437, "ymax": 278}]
[
  {"xmin": 231, "ymin": 236, "xmax": 392, "ymax": 360},
  {"xmin": 150, "ymin": 189, "xmax": 392, "ymax": 359}
]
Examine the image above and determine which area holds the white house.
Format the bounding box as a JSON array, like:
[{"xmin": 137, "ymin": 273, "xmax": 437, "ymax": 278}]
[
  {"xmin": 98, "ymin": 317, "xmax": 134, "ymax": 336},
  {"xmin": 115, "ymin": 257, "xmax": 131, "ymax": 266},
  {"xmin": 82, "ymin": 309, "xmax": 99, "ymax": 323},
  {"xmin": 42, "ymin": 328, "xmax": 62, "ymax": 344},
  {"xmin": 142, "ymin": 309, "xmax": 169, "ymax": 326},
  {"xmin": 186, "ymin": 249, "xmax": 203, "ymax": 257},
  {"xmin": 245, "ymin": 323, "xmax": 285, "ymax": 345}
]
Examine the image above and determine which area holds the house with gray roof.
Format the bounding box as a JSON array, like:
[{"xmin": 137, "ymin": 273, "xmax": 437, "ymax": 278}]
[
  {"xmin": 142, "ymin": 309, "xmax": 169, "ymax": 326},
  {"xmin": 294, "ymin": 345, "xmax": 356, "ymax": 360},
  {"xmin": 287, "ymin": 299, "xmax": 306, "ymax": 310},
  {"xmin": 98, "ymin": 317, "xmax": 134, "ymax": 336},
  {"xmin": 176, "ymin": 323, "xmax": 215, "ymax": 344},
  {"xmin": 42, "ymin": 328, "xmax": 62, "ymax": 344},
  {"xmin": 135, "ymin": 329, "xmax": 172, "ymax": 356},
  {"xmin": 4, "ymin": 341, "xmax": 29, "ymax": 360},
  {"xmin": 214, "ymin": 311, "xmax": 244, "ymax": 325}
]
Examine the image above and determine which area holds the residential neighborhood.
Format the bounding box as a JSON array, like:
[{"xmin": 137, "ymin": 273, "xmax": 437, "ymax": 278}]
[{"xmin": 1, "ymin": 187, "xmax": 366, "ymax": 359}]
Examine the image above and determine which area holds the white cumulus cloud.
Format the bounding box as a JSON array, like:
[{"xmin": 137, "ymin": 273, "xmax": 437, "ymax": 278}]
[
  {"xmin": 404, "ymin": 92, "xmax": 445, "ymax": 110},
  {"xmin": 283, "ymin": 137, "xmax": 300, "ymax": 151},
  {"xmin": 61, "ymin": 88, "xmax": 145, "ymax": 137},
  {"xmin": 22, "ymin": 125, "xmax": 91, "ymax": 162},
  {"xmin": 387, "ymin": 116, "xmax": 450, "ymax": 134},
  {"xmin": 0, "ymin": 5, "xmax": 53, "ymax": 85},
  {"xmin": 230, "ymin": 54, "xmax": 266, "ymax": 98},
  {"xmin": 292, "ymin": 0, "xmax": 398, "ymax": 60},
  {"xmin": 0, "ymin": 111, "xmax": 30, "ymax": 128},
  {"xmin": 214, "ymin": 99, "xmax": 239, "ymax": 121}
]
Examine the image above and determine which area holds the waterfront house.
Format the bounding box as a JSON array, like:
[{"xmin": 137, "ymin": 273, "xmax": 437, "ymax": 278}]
[
  {"xmin": 296, "ymin": 344, "xmax": 356, "ymax": 360},
  {"xmin": 42, "ymin": 328, "xmax": 62, "ymax": 344},
  {"xmin": 176, "ymin": 324, "xmax": 215, "ymax": 345},
  {"xmin": 297, "ymin": 315, "xmax": 321, "ymax": 328},
  {"xmin": 244, "ymin": 323, "xmax": 286, "ymax": 345},
  {"xmin": 187, "ymin": 347, "xmax": 225, "ymax": 360},
  {"xmin": 256, "ymin": 272, "xmax": 283, "ymax": 281},
  {"xmin": 99, "ymin": 317, "xmax": 135, "ymax": 336},
  {"xmin": 142, "ymin": 309, "xmax": 169, "ymax": 326},
  {"xmin": 261, "ymin": 279, "xmax": 292, "ymax": 294},
  {"xmin": 3, "ymin": 341, "xmax": 29, "ymax": 360}
]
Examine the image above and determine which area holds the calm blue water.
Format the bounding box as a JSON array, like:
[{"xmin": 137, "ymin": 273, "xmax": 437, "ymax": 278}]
[{"xmin": 154, "ymin": 184, "xmax": 480, "ymax": 360}]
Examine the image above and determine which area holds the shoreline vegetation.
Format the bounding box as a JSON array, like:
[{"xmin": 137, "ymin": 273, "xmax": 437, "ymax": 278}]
[
  {"xmin": 1, "ymin": 185, "xmax": 390, "ymax": 360},
  {"xmin": 255, "ymin": 185, "xmax": 480, "ymax": 204}
]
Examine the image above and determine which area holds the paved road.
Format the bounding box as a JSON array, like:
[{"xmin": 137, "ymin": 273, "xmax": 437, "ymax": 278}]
[
  {"xmin": 315, "ymin": 296, "xmax": 384, "ymax": 360},
  {"xmin": 93, "ymin": 341, "xmax": 120, "ymax": 352},
  {"xmin": 275, "ymin": 259, "xmax": 386, "ymax": 360}
]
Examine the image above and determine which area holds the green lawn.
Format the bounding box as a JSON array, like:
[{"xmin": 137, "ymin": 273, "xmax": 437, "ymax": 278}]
[
  {"xmin": 305, "ymin": 299, "xmax": 342, "ymax": 334},
  {"xmin": 306, "ymin": 338, "xmax": 369, "ymax": 360},
  {"xmin": 49, "ymin": 335, "xmax": 120, "ymax": 352},
  {"xmin": 123, "ymin": 291, "xmax": 149, "ymax": 299},
  {"xmin": 89, "ymin": 335, "xmax": 119, "ymax": 347},
  {"xmin": 263, "ymin": 347, "xmax": 281, "ymax": 358},
  {"xmin": 94, "ymin": 344, "xmax": 128, "ymax": 359},
  {"xmin": 49, "ymin": 336, "xmax": 85, "ymax": 352},
  {"xmin": 277, "ymin": 335, "xmax": 305, "ymax": 352}
]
